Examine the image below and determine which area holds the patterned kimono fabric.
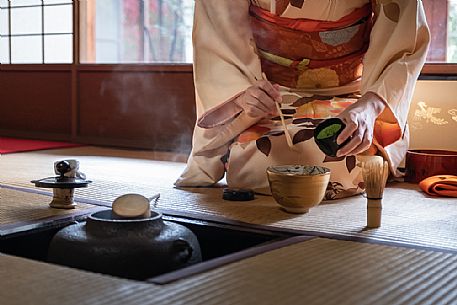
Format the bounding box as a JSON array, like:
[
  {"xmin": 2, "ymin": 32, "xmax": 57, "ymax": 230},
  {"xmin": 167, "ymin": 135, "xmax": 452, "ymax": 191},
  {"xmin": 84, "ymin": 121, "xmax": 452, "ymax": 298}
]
[{"xmin": 226, "ymin": 3, "xmax": 375, "ymax": 199}]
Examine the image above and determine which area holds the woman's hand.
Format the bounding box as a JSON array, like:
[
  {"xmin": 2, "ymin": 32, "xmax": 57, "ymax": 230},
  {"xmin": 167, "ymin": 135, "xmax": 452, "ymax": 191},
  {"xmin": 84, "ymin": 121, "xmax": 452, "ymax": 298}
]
[
  {"xmin": 336, "ymin": 92, "xmax": 386, "ymax": 157},
  {"xmin": 235, "ymin": 80, "xmax": 282, "ymax": 118}
]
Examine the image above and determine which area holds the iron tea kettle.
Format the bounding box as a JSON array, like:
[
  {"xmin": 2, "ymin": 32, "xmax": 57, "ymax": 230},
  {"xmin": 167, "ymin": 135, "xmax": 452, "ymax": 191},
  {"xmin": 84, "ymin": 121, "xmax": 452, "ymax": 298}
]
[{"xmin": 47, "ymin": 209, "xmax": 202, "ymax": 280}]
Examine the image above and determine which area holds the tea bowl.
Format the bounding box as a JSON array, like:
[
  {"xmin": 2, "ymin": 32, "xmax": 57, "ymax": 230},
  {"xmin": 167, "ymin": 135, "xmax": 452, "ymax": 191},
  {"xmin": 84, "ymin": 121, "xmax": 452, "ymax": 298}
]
[
  {"xmin": 266, "ymin": 165, "xmax": 331, "ymax": 214},
  {"xmin": 405, "ymin": 149, "xmax": 457, "ymax": 183}
]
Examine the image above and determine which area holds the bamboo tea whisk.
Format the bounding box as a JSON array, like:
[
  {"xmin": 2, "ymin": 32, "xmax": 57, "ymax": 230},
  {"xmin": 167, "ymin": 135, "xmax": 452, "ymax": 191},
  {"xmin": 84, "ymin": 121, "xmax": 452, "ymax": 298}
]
[{"xmin": 361, "ymin": 157, "xmax": 389, "ymax": 228}]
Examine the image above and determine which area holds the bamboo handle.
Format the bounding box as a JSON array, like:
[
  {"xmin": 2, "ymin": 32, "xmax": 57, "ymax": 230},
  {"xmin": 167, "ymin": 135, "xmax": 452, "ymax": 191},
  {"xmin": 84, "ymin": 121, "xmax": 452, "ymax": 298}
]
[
  {"xmin": 367, "ymin": 198, "xmax": 382, "ymax": 228},
  {"xmin": 274, "ymin": 102, "xmax": 295, "ymax": 149},
  {"xmin": 261, "ymin": 73, "xmax": 296, "ymax": 150},
  {"xmin": 360, "ymin": 156, "xmax": 388, "ymax": 229},
  {"xmin": 148, "ymin": 193, "xmax": 160, "ymax": 208}
]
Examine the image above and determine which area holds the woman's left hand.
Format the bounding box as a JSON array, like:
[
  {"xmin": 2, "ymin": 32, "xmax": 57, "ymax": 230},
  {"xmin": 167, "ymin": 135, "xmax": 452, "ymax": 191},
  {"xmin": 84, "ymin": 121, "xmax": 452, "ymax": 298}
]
[{"xmin": 335, "ymin": 92, "xmax": 386, "ymax": 157}]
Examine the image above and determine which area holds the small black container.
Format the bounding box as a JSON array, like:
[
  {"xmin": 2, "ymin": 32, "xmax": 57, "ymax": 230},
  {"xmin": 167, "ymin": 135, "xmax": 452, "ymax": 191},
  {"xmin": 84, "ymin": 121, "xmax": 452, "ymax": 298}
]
[
  {"xmin": 223, "ymin": 188, "xmax": 255, "ymax": 201},
  {"xmin": 313, "ymin": 118, "xmax": 348, "ymax": 157}
]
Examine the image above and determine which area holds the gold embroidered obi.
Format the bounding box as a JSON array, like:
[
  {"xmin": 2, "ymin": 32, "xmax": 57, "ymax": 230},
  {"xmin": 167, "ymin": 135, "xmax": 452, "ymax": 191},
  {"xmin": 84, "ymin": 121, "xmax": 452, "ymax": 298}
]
[{"xmin": 249, "ymin": 4, "xmax": 373, "ymax": 89}]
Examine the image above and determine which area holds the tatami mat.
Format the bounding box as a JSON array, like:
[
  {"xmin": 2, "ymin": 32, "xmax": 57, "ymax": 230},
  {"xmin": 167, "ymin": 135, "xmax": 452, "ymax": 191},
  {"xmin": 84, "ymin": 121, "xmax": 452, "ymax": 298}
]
[
  {"xmin": 1, "ymin": 238, "xmax": 457, "ymax": 305},
  {"xmin": 1, "ymin": 147, "xmax": 457, "ymax": 251},
  {"xmin": 0, "ymin": 146, "xmax": 186, "ymax": 196},
  {"xmin": 0, "ymin": 187, "xmax": 99, "ymax": 236}
]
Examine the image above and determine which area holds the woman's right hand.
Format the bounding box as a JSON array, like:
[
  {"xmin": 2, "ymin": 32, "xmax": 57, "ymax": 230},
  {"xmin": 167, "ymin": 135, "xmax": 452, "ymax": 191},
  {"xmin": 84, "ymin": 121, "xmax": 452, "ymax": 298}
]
[{"xmin": 235, "ymin": 80, "xmax": 282, "ymax": 118}]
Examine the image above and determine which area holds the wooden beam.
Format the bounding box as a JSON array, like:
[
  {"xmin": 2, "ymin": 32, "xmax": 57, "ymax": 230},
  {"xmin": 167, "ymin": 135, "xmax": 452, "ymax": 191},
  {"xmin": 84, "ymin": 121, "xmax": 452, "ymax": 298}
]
[
  {"xmin": 79, "ymin": 0, "xmax": 96, "ymax": 63},
  {"xmin": 71, "ymin": 0, "xmax": 81, "ymax": 140}
]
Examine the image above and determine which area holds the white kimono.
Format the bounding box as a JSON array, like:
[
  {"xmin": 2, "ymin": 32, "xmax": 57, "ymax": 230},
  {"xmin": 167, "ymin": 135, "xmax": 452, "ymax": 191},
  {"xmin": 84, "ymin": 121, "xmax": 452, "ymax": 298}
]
[{"xmin": 176, "ymin": 0, "xmax": 430, "ymax": 198}]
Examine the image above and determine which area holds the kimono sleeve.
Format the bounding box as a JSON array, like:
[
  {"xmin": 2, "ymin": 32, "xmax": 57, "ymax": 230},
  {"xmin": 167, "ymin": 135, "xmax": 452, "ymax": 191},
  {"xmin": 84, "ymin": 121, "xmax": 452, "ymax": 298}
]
[
  {"xmin": 175, "ymin": 0, "xmax": 263, "ymax": 187},
  {"xmin": 361, "ymin": 0, "xmax": 430, "ymax": 147},
  {"xmin": 192, "ymin": 0, "xmax": 262, "ymax": 116}
]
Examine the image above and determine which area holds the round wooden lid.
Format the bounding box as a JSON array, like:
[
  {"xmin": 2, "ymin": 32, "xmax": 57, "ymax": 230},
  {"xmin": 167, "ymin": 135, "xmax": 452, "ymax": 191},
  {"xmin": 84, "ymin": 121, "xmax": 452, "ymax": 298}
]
[{"xmin": 112, "ymin": 194, "xmax": 151, "ymax": 218}]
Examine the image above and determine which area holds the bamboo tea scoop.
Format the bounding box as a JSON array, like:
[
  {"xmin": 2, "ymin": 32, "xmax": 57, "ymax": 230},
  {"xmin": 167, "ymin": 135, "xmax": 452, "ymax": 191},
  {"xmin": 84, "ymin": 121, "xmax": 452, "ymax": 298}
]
[
  {"xmin": 112, "ymin": 193, "xmax": 160, "ymax": 219},
  {"xmin": 260, "ymin": 72, "xmax": 298, "ymax": 151}
]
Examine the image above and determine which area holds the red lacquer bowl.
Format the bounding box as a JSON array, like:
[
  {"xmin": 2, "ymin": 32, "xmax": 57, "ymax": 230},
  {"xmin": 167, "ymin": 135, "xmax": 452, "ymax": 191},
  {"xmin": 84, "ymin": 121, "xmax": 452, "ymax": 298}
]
[{"xmin": 405, "ymin": 149, "xmax": 457, "ymax": 183}]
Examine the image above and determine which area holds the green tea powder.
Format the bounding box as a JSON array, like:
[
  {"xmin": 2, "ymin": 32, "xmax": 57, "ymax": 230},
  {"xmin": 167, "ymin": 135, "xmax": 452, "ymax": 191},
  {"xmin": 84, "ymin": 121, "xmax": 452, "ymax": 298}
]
[{"xmin": 316, "ymin": 123, "xmax": 342, "ymax": 140}]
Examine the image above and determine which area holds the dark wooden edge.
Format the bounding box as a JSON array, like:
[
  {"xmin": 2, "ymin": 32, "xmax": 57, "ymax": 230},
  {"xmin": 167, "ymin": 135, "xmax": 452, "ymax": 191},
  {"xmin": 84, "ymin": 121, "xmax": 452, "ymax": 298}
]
[
  {"xmin": 3, "ymin": 63, "xmax": 457, "ymax": 75},
  {"xmin": 146, "ymin": 235, "xmax": 315, "ymax": 285},
  {"xmin": 0, "ymin": 64, "xmax": 72, "ymax": 71},
  {"xmin": 3, "ymin": 184, "xmax": 457, "ymax": 255},
  {"xmin": 0, "ymin": 184, "xmax": 112, "ymax": 207},
  {"xmin": 158, "ymin": 208, "xmax": 457, "ymax": 255},
  {"xmin": 77, "ymin": 64, "xmax": 193, "ymax": 72},
  {"xmin": 0, "ymin": 184, "xmax": 54, "ymax": 197},
  {"xmin": 421, "ymin": 63, "xmax": 457, "ymax": 75},
  {"xmin": 0, "ymin": 206, "xmax": 105, "ymax": 238},
  {"xmin": 0, "ymin": 130, "xmax": 74, "ymax": 142},
  {"xmin": 0, "ymin": 184, "xmax": 106, "ymax": 238},
  {"xmin": 72, "ymin": 136, "xmax": 191, "ymax": 153},
  {"xmin": 0, "ymin": 64, "xmax": 193, "ymax": 72},
  {"xmin": 71, "ymin": 0, "xmax": 80, "ymax": 140}
]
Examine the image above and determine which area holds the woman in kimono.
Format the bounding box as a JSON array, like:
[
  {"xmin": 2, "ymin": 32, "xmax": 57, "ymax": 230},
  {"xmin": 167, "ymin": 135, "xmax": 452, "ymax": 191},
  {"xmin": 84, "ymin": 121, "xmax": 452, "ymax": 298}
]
[{"xmin": 176, "ymin": 0, "xmax": 430, "ymax": 199}]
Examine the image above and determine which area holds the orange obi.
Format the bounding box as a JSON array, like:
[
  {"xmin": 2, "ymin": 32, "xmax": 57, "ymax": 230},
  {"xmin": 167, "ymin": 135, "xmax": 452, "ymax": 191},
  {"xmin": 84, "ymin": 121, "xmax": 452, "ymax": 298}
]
[{"xmin": 249, "ymin": 4, "xmax": 373, "ymax": 89}]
